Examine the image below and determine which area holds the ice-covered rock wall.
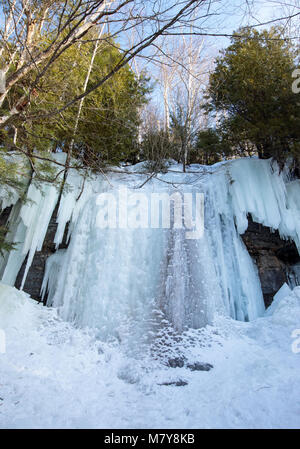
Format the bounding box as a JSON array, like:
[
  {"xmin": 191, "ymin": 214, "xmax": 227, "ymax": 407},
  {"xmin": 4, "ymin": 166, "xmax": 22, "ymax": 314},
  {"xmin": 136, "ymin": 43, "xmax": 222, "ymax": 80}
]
[{"xmin": 1, "ymin": 157, "xmax": 299, "ymax": 340}]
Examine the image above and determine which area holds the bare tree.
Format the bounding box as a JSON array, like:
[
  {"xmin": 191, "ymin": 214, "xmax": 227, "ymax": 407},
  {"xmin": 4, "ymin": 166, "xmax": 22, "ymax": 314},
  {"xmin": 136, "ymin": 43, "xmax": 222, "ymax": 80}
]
[
  {"xmin": 1, "ymin": 0, "xmax": 295, "ymax": 176},
  {"xmin": 0, "ymin": 0, "xmax": 219, "ymax": 130},
  {"xmin": 139, "ymin": 103, "xmax": 172, "ymax": 172},
  {"xmin": 158, "ymin": 42, "xmax": 177, "ymax": 134},
  {"xmin": 165, "ymin": 35, "xmax": 211, "ymax": 170}
]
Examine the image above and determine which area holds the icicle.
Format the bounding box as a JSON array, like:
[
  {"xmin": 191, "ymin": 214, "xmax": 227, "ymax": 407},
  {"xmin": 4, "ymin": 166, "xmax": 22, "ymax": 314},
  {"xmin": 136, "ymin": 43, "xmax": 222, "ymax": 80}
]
[
  {"xmin": 228, "ymin": 158, "xmax": 300, "ymax": 249},
  {"xmin": 2, "ymin": 157, "xmax": 300, "ymax": 341},
  {"xmin": 41, "ymin": 249, "xmax": 66, "ymax": 302},
  {"xmin": 1, "ymin": 154, "xmax": 66, "ymax": 288}
]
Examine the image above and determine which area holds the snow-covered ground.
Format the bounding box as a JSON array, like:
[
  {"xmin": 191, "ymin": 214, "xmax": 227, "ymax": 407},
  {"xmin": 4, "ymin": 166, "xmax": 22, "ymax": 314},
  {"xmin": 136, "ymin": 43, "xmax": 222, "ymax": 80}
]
[{"xmin": 0, "ymin": 282, "xmax": 299, "ymax": 429}]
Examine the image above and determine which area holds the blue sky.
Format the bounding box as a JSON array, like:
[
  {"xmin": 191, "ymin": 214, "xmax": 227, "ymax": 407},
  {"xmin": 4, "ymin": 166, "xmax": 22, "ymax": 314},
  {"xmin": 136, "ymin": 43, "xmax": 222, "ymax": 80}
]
[
  {"xmin": 195, "ymin": 0, "xmax": 299, "ymax": 52},
  {"xmin": 142, "ymin": 0, "xmax": 300, "ymax": 118}
]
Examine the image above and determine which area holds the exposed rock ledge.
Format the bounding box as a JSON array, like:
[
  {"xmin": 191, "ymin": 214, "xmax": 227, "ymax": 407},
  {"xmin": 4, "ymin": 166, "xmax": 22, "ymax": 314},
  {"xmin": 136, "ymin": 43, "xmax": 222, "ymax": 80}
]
[
  {"xmin": 241, "ymin": 216, "xmax": 300, "ymax": 308},
  {"xmin": 14, "ymin": 206, "xmax": 69, "ymax": 303}
]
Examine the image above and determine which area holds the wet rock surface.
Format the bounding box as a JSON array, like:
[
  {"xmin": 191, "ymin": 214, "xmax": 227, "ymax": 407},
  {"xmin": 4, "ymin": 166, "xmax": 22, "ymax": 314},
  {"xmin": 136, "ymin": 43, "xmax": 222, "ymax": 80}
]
[
  {"xmin": 167, "ymin": 358, "xmax": 213, "ymax": 372},
  {"xmin": 187, "ymin": 362, "xmax": 213, "ymax": 372},
  {"xmin": 159, "ymin": 380, "xmax": 188, "ymax": 387},
  {"xmin": 167, "ymin": 357, "xmax": 185, "ymax": 368}
]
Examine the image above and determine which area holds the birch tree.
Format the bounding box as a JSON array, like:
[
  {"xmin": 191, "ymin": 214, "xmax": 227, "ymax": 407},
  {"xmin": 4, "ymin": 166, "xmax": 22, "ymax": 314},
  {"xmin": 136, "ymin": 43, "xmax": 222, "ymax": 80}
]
[{"xmin": 166, "ymin": 36, "xmax": 211, "ymax": 170}]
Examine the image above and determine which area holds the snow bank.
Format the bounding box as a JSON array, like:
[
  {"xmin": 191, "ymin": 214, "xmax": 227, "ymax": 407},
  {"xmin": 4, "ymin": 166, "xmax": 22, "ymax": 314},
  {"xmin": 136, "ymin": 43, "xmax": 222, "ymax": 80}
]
[
  {"xmin": 267, "ymin": 285, "xmax": 300, "ymax": 327},
  {"xmin": 265, "ymin": 283, "xmax": 292, "ymax": 317},
  {"xmin": 0, "ymin": 283, "xmax": 38, "ymax": 331},
  {"xmin": 0, "ymin": 281, "xmax": 299, "ymax": 429}
]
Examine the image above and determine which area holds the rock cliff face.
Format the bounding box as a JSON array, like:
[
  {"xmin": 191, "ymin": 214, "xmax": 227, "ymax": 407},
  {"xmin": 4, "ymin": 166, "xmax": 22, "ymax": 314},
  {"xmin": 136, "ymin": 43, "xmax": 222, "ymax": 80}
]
[
  {"xmin": 0, "ymin": 207, "xmax": 12, "ymax": 228},
  {"xmin": 14, "ymin": 207, "xmax": 69, "ymax": 304},
  {"xmin": 241, "ymin": 216, "xmax": 300, "ymax": 308}
]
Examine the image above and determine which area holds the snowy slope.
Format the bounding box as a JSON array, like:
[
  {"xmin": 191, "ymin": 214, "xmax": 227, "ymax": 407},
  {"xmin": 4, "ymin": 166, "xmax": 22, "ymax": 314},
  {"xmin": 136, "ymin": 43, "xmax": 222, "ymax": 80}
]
[{"xmin": 0, "ymin": 283, "xmax": 299, "ymax": 429}]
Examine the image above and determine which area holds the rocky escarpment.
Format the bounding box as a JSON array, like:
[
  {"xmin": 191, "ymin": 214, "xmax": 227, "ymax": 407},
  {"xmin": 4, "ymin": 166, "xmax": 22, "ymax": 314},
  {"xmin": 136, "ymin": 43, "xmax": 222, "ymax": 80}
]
[
  {"xmin": 241, "ymin": 216, "xmax": 300, "ymax": 308},
  {"xmin": 14, "ymin": 207, "xmax": 69, "ymax": 304}
]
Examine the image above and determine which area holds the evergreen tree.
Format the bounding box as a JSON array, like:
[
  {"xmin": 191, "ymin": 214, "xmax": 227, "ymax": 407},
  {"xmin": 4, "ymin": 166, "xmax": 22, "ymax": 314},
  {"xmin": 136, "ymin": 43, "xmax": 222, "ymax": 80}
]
[
  {"xmin": 0, "ymin": 33, "xmax": 150, "ymax": 255},
  {"xmin": 0, "ymin": 154, "xmax": 27, "ymax": 256},
  {"xmin": 206, "ymin": 27, "xmax": 300, "ymax": 171},
  {"xmin": 140, "ymin": 129, "xmax": 173, "ymax": 172},
  {"xmin": 191, "ymin": 128, "xmax": 232, "ymax": 165},
  {"xmin": 1, "ymin": 34, "xmax": 150, "ymax": 172}
]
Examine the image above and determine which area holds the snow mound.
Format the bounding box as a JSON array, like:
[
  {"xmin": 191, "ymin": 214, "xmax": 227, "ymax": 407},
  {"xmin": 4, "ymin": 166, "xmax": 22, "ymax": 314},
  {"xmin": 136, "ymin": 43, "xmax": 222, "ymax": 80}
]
[
  {"xmin": 265, "ymin": 283, "xmax": 292, "ymax": 317},
  {"xmin": 0, "ymin": 283, "xmax": 300, "ymax": 428},
  {"xmin": 268, "ymin": 286, "xmax": 300, "ymax": 327},
  {"xmin": 0, "ymin": 283, "xmax": 38, "ymax": 331}
]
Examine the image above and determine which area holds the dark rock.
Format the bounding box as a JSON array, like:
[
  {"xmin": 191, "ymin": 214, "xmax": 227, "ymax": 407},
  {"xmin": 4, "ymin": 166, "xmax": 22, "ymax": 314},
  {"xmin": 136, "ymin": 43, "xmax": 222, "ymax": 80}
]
[
  {"xmin": 0, "ymin": 207, "xmax": 12, "ymax": 227},
  {"xmin": 159, "ymin": 380, "xmax": 188, "ymax": 387},
  {"xmin": 241, "ymin": 216, "xmax": 300, "ymax": 308},
  {"xmin": 167, "ymin": 357, "xmax": 185, "ymax": 368},
  {"xmin": 187, "ymin": 362, "xmax": 213, "ymax": 372},
  {"xmin": 276, "ymin": 244, "xmax": 300, "ymax": 265},
  {"xmin": 15, "ymin": 204, "xmax": 70, "ymax": 303}
]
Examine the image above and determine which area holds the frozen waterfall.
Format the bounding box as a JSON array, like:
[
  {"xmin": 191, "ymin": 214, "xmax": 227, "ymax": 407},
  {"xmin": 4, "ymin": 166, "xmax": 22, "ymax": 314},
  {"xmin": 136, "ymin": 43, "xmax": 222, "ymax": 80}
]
[{"xmin": 1, "ymin": 157, "xmax": 300, "ymax": 341}]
